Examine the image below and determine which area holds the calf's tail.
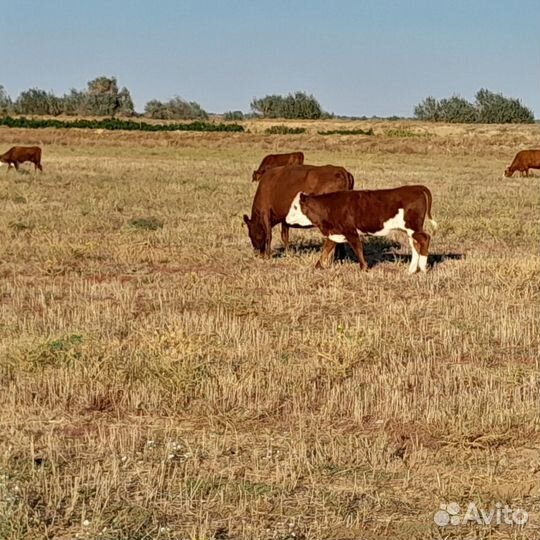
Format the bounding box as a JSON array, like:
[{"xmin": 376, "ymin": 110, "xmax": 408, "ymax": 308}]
[{"xmin": 422, "ymin": 187, "xmax": 438, "ymax": 233}]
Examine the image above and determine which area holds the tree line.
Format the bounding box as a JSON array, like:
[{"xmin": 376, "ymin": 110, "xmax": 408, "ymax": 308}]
[
  {"xmin": 0, "ymin": 76, "xmax": 535, "ymax": 123},
  {"xmin": 0, "ymin": 76, "xmax": 208, "ymax": 120}
]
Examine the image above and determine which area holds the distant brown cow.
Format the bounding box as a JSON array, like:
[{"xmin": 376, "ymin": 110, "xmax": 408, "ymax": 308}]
[
  {"xmin": 504, "ymin": 149, "xmax": 540, "ymax": 177},
  {"xmin": 252, "ymin": 152, "xmax": 304, "ymax": 181},
  {"xmin": 0, "ymin": 146, "xmax": 43, "ymax": 172},
  {"xmin": 286, "ymin": 185, "xmax": 437, "ymax": 273},
  {"xmin": 244, "ymin": 164, "xmax": 354, "ymax": 257}
]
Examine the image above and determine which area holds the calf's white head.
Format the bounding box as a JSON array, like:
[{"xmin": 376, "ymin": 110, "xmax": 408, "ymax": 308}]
[{"xmin": 286, "ymin": 192, "xmax": 313, "ymax": 227}]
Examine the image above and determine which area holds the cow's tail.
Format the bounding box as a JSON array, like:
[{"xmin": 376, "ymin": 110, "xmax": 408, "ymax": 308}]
[{"xmin": 422, "ymin": 186, "xmax": 438, "ymax": 233}]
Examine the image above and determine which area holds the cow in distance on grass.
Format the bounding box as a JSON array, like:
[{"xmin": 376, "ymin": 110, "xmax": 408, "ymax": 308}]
[
  {"xmin": 252, "ymin": 152, "xmax": 304, "ymax": 182},
  {"xmin": 0, "ymin": 146, "xmax": 43, "ymax": 172}
]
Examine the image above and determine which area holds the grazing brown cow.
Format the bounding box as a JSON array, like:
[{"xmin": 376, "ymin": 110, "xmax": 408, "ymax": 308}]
[
  {"xmin": 244, "ymin": 164, "xmax": 354, "ymax": 257},
  {"xmin": 504, "ymin": 149, "xmax": 540, "ymax": 177},
  {"xmin": 0, "ymin": 146, "xmax": 43, "ymax": 172},
  {"xmin": 286, "ymin": 185, "xmax": 437, "ymax": 273},
  {"xmin": 252, "ymin": 151, "xmax": 304, "ymax": 181}
]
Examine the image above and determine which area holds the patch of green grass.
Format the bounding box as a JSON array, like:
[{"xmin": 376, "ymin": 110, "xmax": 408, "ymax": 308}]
[
  {"xmin": 128, "ymin": 217, "xmax": 164, "ymax": 230},
  {"xmin": 8, "ymin": 221, "xmax": 33, "ymax": 232},
  {"xmin": 264, "ymin": 125, "xmax": 306, "ymax": 135},
  {"xmin": 384, "ymin": 128, "xmax": 427, "ymax": 138},
  {"xmin": 318, "ymin": 127, "xmax": 374, "ymax": 135},
  {"xmin": 0, "ymin": 115, "xmax": 245, "ymax": 133}
]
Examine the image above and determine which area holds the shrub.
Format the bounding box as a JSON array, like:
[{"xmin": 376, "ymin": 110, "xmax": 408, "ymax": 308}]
[
  {"xmin": 0, "ymin": 115, "xmax": 244, "ymax": 132},
  {"xmin": 414, "ymin": 89, "xmax": 534, "ymax": 124},
  {"xmin": 62, "ymin": 89, "xmax": 86, "ymax": 115},
  {"xmin": 251, "ymin": 91, "xmax": 323, "ymax": 119},
  {"xmin": 223, "ymin": 110, "xmax": 244, "ymax": 121},
  {"xmin": 384, "ymin": 128, "xmax": 425, "ymax": 138},
  {"xmin": 264, "ymin": 125, "xmax": 306, "ymax": 135},
  {"xmin": 144, "ymin": 96, "xmax": 208, "ymax": 120},
  {"xmin": 129, "ymin": 217, "xmax": 164, "ymax": 231},
  {"xmin": 14, "ymin": 88, "xmax": 63, "ymax": 116},
  {"xmin": 77, "ymin": 76, "xmax": 135, "ymax": 117},
  {"xmin": 318, "ymin": 128, "xmax": 374, "ymax": 136},
  {"xmin": 438, "ymin": 96, "xmax": 478, "ymax": 123},
  {"xmin": 475, "ymin": 88, "xmax": 534, "ymax": 124},
  {"xmin": 0, "ymin": 85, "xmax": 12, "ymax": 114},
  {"xmin": 414, "ymin": 97, "xmax": 442, "ymax": 121}
]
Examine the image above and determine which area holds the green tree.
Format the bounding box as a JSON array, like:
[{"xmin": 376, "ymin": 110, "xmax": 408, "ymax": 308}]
[
  {"xmin": 0, "ymin": 85, "xmax": 12, "ymax": 114},
  {"xmin": 475, "ymin": 88, "xmax": 534, "ymax": 124},
  {"xmin": 223, "ymin": 110, "xmax": 244, "ymax": 121},
  {"xmin": 79, "ymin": 76, "xmax": 135, "ymax": 117},
  {"xmin": 144, "ymin": 99, "xmax": 168, "ymax": 119},
  {"xmin": 251, "ymin": 91, "xmax": 323, "ymax": 119},
  {"xmin": 14, "ymin": 88, "xmax": 62, "ymax": 115},
  {"xmin": 117, "ymin": 87, "xmax": 135, "ymax": 117},
  {"xmin": 81, "ymin": 76, "xmax": 119, "ymax": 116},
  {"xmin": 414, "ymin": 89, "xmax": 535, "ymax": 124},
  {"xmin": 144, "ymin": 96, "xmax": 208, "ymax": 120},
  {"xmin": 251, "ymin": 94, "xmax": 284, "ymax": 118},
  {"xmin": 413, "ymin": 96, "xmax": 441, "ymax": 121},
  {"xmin": 62, "ymin": 89, "xmax": 85, "ymax": 116},
  {"xmin": 439, "ymin": 96, "xmax": 478, "ymax": 123}
]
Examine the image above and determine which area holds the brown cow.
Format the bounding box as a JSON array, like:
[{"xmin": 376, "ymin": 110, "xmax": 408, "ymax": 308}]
[
  {"xmin": 0, "ymin": 146, "xmax": 43, "ymax": 172},
  {"xmin": 286, "ymin": 185, "xmax": 437, "ymax": 273},
  {"xmin": 504, "ymin": 149, "xmax": 540, "ymax": 177},
  {"xmin": 252, "ymin": 151, "xmax": 304, "ymax": 181},
  {"xmin": 244, "ymin": 164, "xmax": 354, "ymax": 257}
]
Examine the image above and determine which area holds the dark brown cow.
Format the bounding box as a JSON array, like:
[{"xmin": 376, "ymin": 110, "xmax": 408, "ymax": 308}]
[
  {"xmin": 244, "ymin": 164, "xmax": 354, "ymax": 257},
  {"xmin": 286, "ymin": 185, "xmax": 437, "ymax": 273},
  {"xmin": 252, "ymin": 151, "xmax": 304, "ymax": 181},
  {"xmin": 504, "ymin": 149, "xmax": 540, "ymax": 177},
  {"xmin": 0, "ymin": 146, "xmax": 43, "ymax": 172}
]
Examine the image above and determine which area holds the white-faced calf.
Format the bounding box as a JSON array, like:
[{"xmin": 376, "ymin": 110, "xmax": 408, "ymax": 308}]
[{"xmin": 286, "ymin": 185, "xmax": 437, "ymax": 273}]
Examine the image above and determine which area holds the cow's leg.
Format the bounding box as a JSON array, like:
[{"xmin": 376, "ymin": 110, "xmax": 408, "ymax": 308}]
[
  {"xmin": 412, "ymin": 231, "xmax": 431, "ymax": 273},
  {"xmin": 408, "ymin": 237, "xmax": 420, "ymax": 274},
  {"xmin": 13, "ymin": 161, "xmax": 19, "ymax": 171},
  {"xmin": 345, "ymin": 232, "xmax": 367, "ymax": 270},
  {"xmin": 280, "ymin": 223, "xmax": 290, "ymax": 249},
  {"xmin": 263, "ymin": 214, "xmax": 273, "ymax": 258},
  {"xmin": 315, "ymin": 239, "xmax": 337, "ymax": 269}
]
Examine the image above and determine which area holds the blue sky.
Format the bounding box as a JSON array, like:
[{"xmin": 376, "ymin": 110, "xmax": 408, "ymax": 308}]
[{"xmin": 1, "ymin": 0, "xmax": 539, "ymax": 117}]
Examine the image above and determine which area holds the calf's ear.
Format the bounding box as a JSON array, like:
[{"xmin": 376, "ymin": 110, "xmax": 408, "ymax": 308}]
[{"xmin": 243, "ymin": 214, "xmax": 251, "ymax": 226}]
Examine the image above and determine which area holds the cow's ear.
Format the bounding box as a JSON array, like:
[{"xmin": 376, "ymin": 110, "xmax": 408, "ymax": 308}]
[
  {"xmin": 243, "ymin": 214, "xmax": 251, "ymax": 226},
  {"xmin": 299, "ymin": 192, "xmax": 307, "ymax": 203}
]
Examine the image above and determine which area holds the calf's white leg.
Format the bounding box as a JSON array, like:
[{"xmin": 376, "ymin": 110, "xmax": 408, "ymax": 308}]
[{"xmin": 408, "ymin": 237, "xmax": 420, "ymax": 274}]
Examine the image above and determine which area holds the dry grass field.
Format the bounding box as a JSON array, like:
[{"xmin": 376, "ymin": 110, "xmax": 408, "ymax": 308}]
[{"xmin": 0, "ymin": 121, "xmax": 538, "ymax": 540}]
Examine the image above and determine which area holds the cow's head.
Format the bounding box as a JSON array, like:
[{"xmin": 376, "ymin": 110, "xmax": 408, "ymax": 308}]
[
  {"xmin": 0, "ymin": 153, "xmax": 7, "ymax": 163},
  {"xmin": 503, "ymin": 167, "xmax": 514, "ymax": 178},
  {"xmin": 243, "ymin": 214, "xmax": 266, "ymax": 253},
  {"xmin": 286, "ymin": 192, "xmax": 313, "ymax": 227}
]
